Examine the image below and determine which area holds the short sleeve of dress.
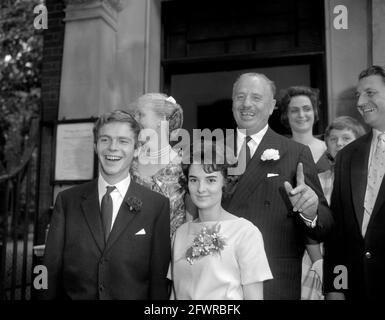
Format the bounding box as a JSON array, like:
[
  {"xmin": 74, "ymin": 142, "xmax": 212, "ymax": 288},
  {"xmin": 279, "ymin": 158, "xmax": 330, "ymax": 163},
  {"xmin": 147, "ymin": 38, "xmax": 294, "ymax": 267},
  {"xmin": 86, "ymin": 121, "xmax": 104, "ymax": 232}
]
[{"xmin": 236, "ymin": 222, "xmax": 273, "ymax": 285}]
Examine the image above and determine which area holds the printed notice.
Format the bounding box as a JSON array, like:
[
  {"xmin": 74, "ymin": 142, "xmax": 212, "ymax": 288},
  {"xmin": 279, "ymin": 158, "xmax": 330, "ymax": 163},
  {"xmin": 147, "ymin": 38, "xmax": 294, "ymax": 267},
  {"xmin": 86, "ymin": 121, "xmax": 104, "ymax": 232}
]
[{"xmin": 55, "ymin": 122, "xmax": 95, "ymax": 181}]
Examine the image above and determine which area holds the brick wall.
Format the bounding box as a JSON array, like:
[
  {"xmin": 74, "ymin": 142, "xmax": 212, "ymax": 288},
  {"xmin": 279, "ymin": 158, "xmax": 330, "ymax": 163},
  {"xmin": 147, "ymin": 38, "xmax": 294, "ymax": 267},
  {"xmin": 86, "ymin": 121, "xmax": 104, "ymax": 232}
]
[{"xmin": 37, "ymin": 0, "xmax": 65, "ymax": 244}]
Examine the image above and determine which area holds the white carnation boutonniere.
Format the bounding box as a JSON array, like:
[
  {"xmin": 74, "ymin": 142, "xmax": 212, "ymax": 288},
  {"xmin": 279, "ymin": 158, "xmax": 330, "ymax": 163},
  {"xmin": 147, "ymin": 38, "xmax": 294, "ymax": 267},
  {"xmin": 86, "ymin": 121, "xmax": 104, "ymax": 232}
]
[{"xmin": 261, "ymin": 149, "xmax": 280, "ymax": 161}]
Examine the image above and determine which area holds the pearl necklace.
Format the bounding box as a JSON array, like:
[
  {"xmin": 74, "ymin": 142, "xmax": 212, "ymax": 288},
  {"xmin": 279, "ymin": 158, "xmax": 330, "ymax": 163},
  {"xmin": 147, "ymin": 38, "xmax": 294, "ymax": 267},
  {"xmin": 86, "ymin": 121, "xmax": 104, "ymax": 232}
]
[{"xmin": 142, "ymin": 144, "xmax": 172, "ymax": 160}]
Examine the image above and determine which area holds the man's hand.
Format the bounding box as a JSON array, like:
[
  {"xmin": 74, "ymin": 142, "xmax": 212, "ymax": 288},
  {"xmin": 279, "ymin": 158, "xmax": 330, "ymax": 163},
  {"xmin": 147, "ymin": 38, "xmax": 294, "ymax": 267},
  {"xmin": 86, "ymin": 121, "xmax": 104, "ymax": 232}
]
[{"xmin": 284, "ymin": 162, "xmax": 319, "ymax": 220}]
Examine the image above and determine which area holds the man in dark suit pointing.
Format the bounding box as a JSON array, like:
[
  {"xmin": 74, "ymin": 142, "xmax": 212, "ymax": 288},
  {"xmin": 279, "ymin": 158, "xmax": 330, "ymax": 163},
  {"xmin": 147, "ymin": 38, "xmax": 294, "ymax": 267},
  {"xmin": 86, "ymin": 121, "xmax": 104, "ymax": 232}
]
[
  {"xmin": 40, "ymin": 110, "xmax": 170, "ymax": 299},
  {"xmin": 224, "ymin": 73, "xmax": 333, "ymax": 299}
]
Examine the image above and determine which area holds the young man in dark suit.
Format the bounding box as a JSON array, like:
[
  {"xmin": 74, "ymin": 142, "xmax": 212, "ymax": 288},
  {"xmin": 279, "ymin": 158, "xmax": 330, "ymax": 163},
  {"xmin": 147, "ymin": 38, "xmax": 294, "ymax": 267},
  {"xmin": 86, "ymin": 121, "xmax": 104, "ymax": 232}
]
[
  {"xmin": 40, "ymin": 110, "xmax": 170, "ymax": 299},
  {"xmin": 324, "ymin": 66, "xmax": 385, "ymax": 300},
  {"xmin": 224, "ymin": 73, "xmax": 333, "ymax": 299}
]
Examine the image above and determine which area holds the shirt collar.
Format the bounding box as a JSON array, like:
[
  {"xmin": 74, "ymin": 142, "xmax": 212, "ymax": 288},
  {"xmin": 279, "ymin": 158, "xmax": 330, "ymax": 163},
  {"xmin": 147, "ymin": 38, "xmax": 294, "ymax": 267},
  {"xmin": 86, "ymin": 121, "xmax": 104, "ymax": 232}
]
[
  {"xmin": 98, "ymin": 173, "xmax": 131, "ymax": 198},
  {"xmin": 237, "ymin": 124, "xmax": 269, "ymax": 145},
  {"xmin": 372, "ymin": 128, "xmax": 385, "ymax": 143}
]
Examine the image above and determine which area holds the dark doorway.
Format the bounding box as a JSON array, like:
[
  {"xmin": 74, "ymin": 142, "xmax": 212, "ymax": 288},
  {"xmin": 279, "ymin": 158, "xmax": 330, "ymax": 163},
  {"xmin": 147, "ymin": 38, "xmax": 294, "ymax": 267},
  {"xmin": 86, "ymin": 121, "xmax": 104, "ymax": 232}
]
[
  {"xmin": 198, "ymin": 99, "xmax": 236, "ymax": 131},
  {"xmin": 161, "ymin": 0, "xmax": 327, "ymax": 135}
]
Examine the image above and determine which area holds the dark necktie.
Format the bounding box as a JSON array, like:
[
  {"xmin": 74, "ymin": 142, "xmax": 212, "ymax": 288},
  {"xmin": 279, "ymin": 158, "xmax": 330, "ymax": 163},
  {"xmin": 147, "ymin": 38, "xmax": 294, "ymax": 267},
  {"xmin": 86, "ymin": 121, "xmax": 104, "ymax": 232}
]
[
  {"xmin": 245, "ymin": 136, "xmax": 252, "ymax": 167},
  {"xmin": 101, "ymin": 186, "xmax": 115, "ymax": 242}
]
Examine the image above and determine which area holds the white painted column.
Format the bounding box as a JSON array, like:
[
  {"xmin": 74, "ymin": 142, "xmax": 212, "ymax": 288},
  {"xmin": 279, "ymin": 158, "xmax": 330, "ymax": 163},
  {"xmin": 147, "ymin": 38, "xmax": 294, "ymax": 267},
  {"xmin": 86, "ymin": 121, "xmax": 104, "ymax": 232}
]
[
  {"xmin": 324, "ymin": 0, "xmax": 371, "ymax": 121},
  {"xmin": 372, "ymin": 0, "xmax": 385, "ymax": 66},
  {"xmin": 59, "ymin": 0, "xmax": 123, "ymax": 119},
  {"xmin": 116, "ymin": 0, "xmax": 161, "ymax": 110}
]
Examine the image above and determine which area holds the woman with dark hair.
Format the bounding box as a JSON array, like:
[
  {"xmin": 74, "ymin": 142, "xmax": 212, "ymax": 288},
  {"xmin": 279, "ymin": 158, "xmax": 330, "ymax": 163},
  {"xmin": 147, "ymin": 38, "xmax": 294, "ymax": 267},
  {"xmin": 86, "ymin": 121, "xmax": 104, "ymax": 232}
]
[
  {"xmin": 280, "ymin": 86, "xmax": 329, "ymax": 172},
  {"xmin": 280, "ymin": 86, "xmax": 329, "ymax": 300},
  {"xmin": 168, "ymin": 142, "xmax": 272, "ymax": 300}
]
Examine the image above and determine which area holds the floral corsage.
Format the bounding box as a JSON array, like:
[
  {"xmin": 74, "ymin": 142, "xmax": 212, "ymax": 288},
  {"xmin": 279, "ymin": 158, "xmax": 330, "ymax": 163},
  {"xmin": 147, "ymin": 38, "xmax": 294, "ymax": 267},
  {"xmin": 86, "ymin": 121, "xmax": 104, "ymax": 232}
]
[
  {"xmin": 185, "ymin": 223, "xmax": 226, "ymax": 265},
  {"xmin": 261, "ymin": 148, "xmax": 280, "ymax": 161},
  {"xmin": 126, "ymin": 197, "xmax": 142, "ymax": 213}
]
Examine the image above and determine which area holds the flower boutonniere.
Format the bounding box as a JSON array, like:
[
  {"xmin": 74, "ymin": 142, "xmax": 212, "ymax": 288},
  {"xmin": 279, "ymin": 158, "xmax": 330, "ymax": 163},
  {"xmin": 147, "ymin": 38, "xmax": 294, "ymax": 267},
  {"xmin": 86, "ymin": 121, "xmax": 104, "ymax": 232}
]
[
  {"xmin": 185, "ymin": 223, "xmax": 226, "ymax": 265},
  {"xmin": 126, "ymin": 197, "xmax": 142, "ymax": 213},
  {"xmin": 261, "ymin": 148, "xmax": 280, "ymax": 161}
]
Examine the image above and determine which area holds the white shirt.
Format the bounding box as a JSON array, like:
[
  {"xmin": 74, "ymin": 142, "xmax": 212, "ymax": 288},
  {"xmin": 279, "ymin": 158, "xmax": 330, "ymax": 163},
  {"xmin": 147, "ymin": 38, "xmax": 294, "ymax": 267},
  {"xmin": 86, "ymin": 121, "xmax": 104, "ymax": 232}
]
[
  {"xmin": 236, "ymin": 124, "xmax": 269, "ymax": 158},
  {"xmin": 362, "ymin": 129, "xmax": 385, "ymax": 236},
  {"xmin": 98, "ymin": 173, "xmax": 131, "ymax": 231}
]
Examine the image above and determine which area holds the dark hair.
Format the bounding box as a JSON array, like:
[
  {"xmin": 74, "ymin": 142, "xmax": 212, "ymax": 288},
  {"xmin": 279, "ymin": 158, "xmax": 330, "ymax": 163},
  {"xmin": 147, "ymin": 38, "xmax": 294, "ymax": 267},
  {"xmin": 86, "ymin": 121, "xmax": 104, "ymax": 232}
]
[
  {"xmin": 279, "ymin": 86, "xmax": 320, "ymax": 129},
  {"xmin": 93, "ymin": 110, "xmax": 141, "ymax": 147},
  {"xmin": 180, "ymin": 141, "xmax": 237, "ymax": 196},
  {"xmin": 358, "ymin": 65, "xmax": 385, "ymax": 83},
  {"xmin": 232, "ymin": 73, "xmax": 276, "ymax": 98},
  {"xmin": 324, "ymin": 116, "xmax": 366, "ymax": 140}
]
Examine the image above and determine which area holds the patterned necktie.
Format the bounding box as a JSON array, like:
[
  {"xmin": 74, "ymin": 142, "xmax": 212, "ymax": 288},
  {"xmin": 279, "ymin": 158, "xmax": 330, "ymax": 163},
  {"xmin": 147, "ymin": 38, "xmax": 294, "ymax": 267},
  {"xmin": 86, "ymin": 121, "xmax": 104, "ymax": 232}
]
[
  {"xmin": 245, "ymin": 136, "xmax": 252, "ymax": 167},
  {"xmin": 101, "ymin": 186, "xmax": 115, "ymax": 242},
  {"xmin": 363, "ymin": 133, "xmax": 385, "ymax": 235}
]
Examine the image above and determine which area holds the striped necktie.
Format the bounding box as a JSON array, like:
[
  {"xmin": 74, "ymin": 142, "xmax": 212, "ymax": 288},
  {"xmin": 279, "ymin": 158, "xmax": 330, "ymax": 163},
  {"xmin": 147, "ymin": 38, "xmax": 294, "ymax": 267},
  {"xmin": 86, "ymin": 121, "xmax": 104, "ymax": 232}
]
[{"xmin": 362, "ymin": 133, "xmax": 385, "ymax": 235}]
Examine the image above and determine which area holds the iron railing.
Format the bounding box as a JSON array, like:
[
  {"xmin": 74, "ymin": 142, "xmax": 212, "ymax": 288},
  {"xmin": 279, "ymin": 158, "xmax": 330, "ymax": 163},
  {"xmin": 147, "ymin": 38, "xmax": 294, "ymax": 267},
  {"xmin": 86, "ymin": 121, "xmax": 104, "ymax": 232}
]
[{"xmin": 0, "ymin": 117, "xmax": 40, "ymax": 300}]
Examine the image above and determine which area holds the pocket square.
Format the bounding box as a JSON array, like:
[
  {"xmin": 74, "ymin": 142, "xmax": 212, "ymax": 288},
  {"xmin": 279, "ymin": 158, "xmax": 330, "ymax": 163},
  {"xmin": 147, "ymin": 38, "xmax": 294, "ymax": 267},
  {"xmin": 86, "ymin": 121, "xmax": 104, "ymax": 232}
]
[
  {"xmin": 267, "ymin": 173, "xmax": 279, "ymax": 178},
  {"xmin": 135, "ymin": 228, "xmax": 146, "ymax": 235}
]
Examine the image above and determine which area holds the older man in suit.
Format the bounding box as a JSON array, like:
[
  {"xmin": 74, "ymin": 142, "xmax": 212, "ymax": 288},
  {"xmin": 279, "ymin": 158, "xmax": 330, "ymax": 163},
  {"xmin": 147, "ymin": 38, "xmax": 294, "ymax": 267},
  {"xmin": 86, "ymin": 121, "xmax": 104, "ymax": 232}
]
[
  {"xmin": 223, "ymin": 73, "xmax": 333, "ymax": 299},
  {"xmin": 324, "ymin": 66, "xmax": 385, "ymax": 300},
  {"xmin": 40, "ymin": 110, "xmax": 170, "ymax": 299}
]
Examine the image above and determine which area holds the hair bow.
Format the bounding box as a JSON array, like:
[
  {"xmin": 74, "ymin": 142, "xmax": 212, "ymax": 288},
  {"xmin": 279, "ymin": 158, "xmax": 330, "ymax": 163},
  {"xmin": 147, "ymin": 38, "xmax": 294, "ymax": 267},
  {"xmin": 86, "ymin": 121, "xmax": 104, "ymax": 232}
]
[{"xmin": 165, "ymin": 96, "xmax": 176, "ymax": 104}]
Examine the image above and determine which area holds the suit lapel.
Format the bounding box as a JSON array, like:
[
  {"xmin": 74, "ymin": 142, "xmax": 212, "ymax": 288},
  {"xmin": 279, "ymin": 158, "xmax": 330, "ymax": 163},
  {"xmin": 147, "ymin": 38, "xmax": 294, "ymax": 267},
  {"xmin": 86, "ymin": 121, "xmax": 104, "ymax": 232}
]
[
  {"xmin": 229, "ymin": 128, "xmax": 285, "ymax": 211},
  {"xmin": 350, "ymin": 133, "xmax": 372, "ymax": 228},
  {"xmin": 81, "ymin": 180, "xmax": 105, "ymax": 253},
  {"xmin": 105, "ymin": 181, "xmax": 141, "ymax": 252}
]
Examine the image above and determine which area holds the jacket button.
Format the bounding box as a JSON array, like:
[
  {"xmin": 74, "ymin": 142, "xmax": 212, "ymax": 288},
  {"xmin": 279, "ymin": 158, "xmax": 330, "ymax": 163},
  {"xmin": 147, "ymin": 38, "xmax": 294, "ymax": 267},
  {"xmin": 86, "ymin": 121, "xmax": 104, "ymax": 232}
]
[
  {"xmin": 264, "ymin": 200, "xmax": 270, "ymax": 206},
  {"xmin": 365, "ymin": 252, "xmax": 372, "ymax": 259}
]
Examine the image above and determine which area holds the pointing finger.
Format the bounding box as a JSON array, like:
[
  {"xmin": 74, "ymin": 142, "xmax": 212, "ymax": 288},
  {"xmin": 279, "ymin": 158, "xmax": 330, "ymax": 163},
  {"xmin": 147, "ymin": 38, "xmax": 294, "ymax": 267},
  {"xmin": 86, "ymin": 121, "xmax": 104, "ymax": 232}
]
[{"xmin": 296, "ymin": 162, "xmax": 305, "ymax": 186}]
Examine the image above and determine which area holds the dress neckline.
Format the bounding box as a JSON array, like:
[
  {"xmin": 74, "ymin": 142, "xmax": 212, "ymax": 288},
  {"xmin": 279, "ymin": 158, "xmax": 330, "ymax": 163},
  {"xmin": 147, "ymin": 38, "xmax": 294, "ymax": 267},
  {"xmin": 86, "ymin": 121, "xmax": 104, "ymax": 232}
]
[{"xmin": 191, "ymin": 217, "xmax": 243, "ymax": 224}]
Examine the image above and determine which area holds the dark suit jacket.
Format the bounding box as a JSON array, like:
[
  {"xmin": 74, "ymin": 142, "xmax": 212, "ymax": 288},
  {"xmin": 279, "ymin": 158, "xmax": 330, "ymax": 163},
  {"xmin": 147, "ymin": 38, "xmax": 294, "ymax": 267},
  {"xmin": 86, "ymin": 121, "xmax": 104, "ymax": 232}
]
[
  {"xmin": 223, "ymin": 128, "xmax": 333, "ymax": 300},
  {"xmin": 324, "ymin": 132, "xmax": 385, "ymax": 299},
  {"xmin": 40, "ymin": 179, "xmax": 170, "ymax": 300}
]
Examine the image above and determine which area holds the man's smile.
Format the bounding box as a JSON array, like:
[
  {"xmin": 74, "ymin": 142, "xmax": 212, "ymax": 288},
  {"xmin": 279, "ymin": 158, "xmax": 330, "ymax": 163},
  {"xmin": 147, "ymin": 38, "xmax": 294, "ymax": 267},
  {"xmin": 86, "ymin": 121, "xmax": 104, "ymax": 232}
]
[
  {"xmin": 239, "ymin": 111, "xmax": 256, "ymax": 118},
  {"xmin": 105, "ymin": 155, "xmax": 122, "ymax": 161},
  {"xmin": 360, "ymin": 106, "xmax": 377, "ymax": 113}
]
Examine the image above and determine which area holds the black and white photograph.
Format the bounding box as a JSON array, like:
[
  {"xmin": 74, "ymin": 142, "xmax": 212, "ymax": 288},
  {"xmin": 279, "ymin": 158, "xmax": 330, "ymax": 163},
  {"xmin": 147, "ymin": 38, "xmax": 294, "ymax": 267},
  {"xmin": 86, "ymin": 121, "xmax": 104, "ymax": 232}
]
[{"xmin": 0, "ymin": 0, "xmax": 385, "ymax": 314}]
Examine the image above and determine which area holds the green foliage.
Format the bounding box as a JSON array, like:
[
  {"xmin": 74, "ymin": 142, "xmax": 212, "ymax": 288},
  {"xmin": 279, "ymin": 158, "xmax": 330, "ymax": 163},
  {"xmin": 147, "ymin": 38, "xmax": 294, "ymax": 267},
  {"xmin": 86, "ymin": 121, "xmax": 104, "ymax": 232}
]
[{"xmin": 0, "ymin": 0, "xmax": 43, "ymax": 174}]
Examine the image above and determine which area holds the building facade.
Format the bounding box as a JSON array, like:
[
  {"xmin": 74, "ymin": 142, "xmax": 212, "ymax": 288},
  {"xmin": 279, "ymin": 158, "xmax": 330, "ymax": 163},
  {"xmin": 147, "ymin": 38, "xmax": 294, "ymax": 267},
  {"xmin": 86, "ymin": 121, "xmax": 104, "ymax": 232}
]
[{"xmin": 36, "ymin": 0, "xmax": 385, "ymax": 242}]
